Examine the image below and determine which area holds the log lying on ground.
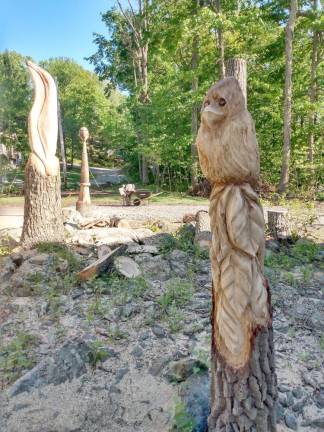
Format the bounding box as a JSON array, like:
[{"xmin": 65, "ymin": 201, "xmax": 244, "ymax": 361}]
[
  {"xmin": 194, "ymin": 210, "xmax": 212, "ymax": 250},
  {"xmin": 80, "ymin": 218, "xmax": 110, "ymax": 229},
  {"xmin": 267, "ymin": 208, "xmax": 290, "ymax": 240},
  {"xmin": 77, "ymin": 246, "xmax": 125, "ymax": 281}
]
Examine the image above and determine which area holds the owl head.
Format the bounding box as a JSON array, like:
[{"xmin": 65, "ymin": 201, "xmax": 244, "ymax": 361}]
[
  {"xmin": 201, "ymin": 77, "xmax": 245, "ymax": 129},
  {"xmin": 197, "ymin": 77, "xmax": 259, "ymax": 186}
]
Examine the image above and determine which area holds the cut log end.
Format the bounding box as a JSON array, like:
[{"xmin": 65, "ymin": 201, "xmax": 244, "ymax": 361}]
[{"xmin": 194, "ymin": 210, "xmax": 212, "ymax": 250}]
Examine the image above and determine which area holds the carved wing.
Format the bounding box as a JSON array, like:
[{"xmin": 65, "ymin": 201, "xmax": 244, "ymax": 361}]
[{"xmin": 27, "ymin": 61, "xmax": 58, "ymax": 176}]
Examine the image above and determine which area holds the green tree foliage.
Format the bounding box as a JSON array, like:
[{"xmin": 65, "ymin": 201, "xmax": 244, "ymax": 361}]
[
  {"xmin": 0, "ymin": 51, "xmax": 31, "ymax": 155},
  {"xmin": 40, "ymin": 58, "xmax": 132, "ymax": 166},
  {"xmin": 89, "ymin": 0, "xmax": 323, "ymax": 193}
]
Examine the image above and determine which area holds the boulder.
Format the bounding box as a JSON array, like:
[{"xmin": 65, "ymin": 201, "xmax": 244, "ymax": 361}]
[{"xmin": 114, "ymin": 256, "xmax": 141, "ymax": 278}]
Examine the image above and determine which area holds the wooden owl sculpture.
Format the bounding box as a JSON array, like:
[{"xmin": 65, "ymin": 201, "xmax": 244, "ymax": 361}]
[{"xmin": 197, "ymin": 77, "xmax": 270, "ymax": 369}]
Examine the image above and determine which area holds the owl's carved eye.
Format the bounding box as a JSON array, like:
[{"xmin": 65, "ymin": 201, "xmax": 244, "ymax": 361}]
[
  {"xmin": 219, "ymin": 98, "xmax": 226, "ymax": 106},
  {"xmin": 204, "ymin": 100, "xmax": 210, "ymax": 107}
]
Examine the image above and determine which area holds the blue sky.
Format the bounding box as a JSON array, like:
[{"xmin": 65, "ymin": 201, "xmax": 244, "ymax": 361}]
[{"xmin": 0, "ymin": 0, "xmax": 116, "ymax": 70}]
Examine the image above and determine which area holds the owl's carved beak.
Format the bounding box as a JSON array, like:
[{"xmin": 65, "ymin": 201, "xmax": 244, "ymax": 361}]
[{"xmin": 201, "ymin": 107, "xmax": 224, "ymax": 128}]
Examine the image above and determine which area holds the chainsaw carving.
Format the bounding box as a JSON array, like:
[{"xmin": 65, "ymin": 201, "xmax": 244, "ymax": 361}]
[
  {"xmin": 26, "ymin": 61, "xmax": 60, "ymax": 176},
  {"xmin": 197, "ymin": 77, "xmax": 270, "ymax": 369},
  {"xmin": 76, "ymin": 127, "xmax": 91, "ymax": 215},
  {"xmin": 20, "ymin": 62, "xmax": 64, "ymax": 248}
]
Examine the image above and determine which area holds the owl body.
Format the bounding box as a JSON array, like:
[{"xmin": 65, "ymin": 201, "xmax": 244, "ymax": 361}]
[{"xmin": 197, "ymin": 78, "xmax": 259, "ymax": 187}]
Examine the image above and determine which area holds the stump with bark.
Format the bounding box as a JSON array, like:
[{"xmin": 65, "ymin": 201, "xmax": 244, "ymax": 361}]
[
  {"xmin": 194, "ymin": 210, "xmax": 211, "ymax": 250},
  {"xmin": 267, "ymin": 209, "xmax": 290, "ymax": 240},
  {"xmin": 20, "ymin": 159, "xmax": 64, "ymax": 248},
  {"xmin": 20, "ymin": 62, "xmax": 64, "ymax": 249},
  {"xmin": 197, "ymin": 76, "xmax": 277, "ymax": 431}
]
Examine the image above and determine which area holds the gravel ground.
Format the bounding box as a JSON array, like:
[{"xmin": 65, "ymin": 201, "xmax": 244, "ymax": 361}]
[{"xmin": 76, "ymin": 204, "xmax": 209, "ymax": 223}]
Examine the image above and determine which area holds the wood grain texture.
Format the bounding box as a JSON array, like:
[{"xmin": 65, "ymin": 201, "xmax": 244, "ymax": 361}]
[
  {"xmin": 197, "ymin": 77, "xmax": 270, "ymax": 369},
  {"xmin": 27, "ymin": 61, "xmax": 59, "ymax": 177}
]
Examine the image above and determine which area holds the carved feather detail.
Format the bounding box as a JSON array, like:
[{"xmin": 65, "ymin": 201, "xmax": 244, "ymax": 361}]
[
  {"xmin": 27, "ymin": 61, "xmax": 59, "ymax": 176},
  {"xmin": 210, "ymin": 183, "xmax": 269, "ymax": 369}
]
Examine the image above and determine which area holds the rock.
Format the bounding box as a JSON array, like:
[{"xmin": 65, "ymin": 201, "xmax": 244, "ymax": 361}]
[
  {"xmin": 165, "ymin": 358, "xmax": 208, "ymax": 383},
  {"xmin": 179, "ymin": 371, "xmax": 209, "ymax": 432},
  {"xmin": 314, "ymin": 249, "xmax": 324, "ymax": 262},
  {"xmin": 149, "ymin": 357, "xmax": 170, "ymax": 376},
  {"xmin": 119, "ymin": 303, "xmax": 140, "ymax": 318},
  {"xmin": 169, "ymin": 249, "xmax": 189, "ymax": 278},
  {"xmin": 28, "ymin": 253, "xmax": 51, "ymax": 266},
  {"xmin": 152, "ymin": 325, "xmax": 168, "ymax": 338},
  {"xmin": 0, "ymin": 256, "xmax": 16, "ymax": 286},
  {"xmin": 114, "ymin": 256, "xmax": 141, "ymax": 278},
  {"xmin": 126, "ymin": 244, "xmax": 159, "ymax": 255},
  {"xmin": 135, "ymin": 254, "xmax": 171, "ymax": 281},
  {"xmin": 266, "ymin": 239, "xmax": 280, "ymax": 252},
  {"xmin": 62, "ymin": 207, "xmax": 84, "ymax": 225},
  {"xmin": 8, "ymin": 340, "xmax": 94, "ymax": 397},
  {"xmin": 97, "ymin": 244, "xmax": 112, "ymax": 259},
  {"xmin": 276, "ymin": 402, "xmax": 285, "ymax": 421},
  {"xmin": 284, "ymin": 413, "xmax": 298, "ymax": 430},
  {"xmin": 0, "ymin": 227, "xmax": 22, "ymax": 248},
  {"xmin": 301, "ymin": 416, "xmax": 324, "ymax": 428},
  {"xmin": 56, "ymin": 258, "xmax": 69, "ymax": 273},
  {"xmin": 130, "ymin": 345, "xmax": 143, "ymax": 358},
  {"xmin": 71, "ymin": 227, "xmax": 153, "ymax": 247}
]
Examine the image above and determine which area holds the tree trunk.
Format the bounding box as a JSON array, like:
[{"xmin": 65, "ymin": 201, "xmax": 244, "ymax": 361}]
[
  {"xmin": 212, "ymin": 0, "xmax": 225, "ymax": 79},
  {"xmin": 20, "ymin": 157, "xmax": 64, "ymax": 249},
  {"xmin": 55, "ymin": 78, "xmax": 67, "ymax": 188},
  {"xmin": 194, "ymin": 210, "xmax": 211, "ymax": 250},
  {"xmin": 203, "ymin": 61, "xmax": 277, "ymax": 431},
  {"xmin": 225, "ymin": 58, "xmax": 247, "ymax": 106},
  {"xmin": 142, "ymin": 156, "xmax": 149, "ymax": 184},
  {"xmin": 209, "ymin": 327, "xmax": 277, "ymax": 431},
  {"xmin": 191, "ymin": 2, "xmax": 200, "ymax": 189},
  {"xmin": 308, "ymin": 0, "xmax": 319, "ymax": 163},
  {"xmin": 278, "ymin": 0, "xmax": 298, "ymax": 193}
]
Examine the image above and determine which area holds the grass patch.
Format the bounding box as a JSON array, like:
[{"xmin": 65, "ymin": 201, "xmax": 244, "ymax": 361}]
[
  {"xmin": 158, "ymin": 278, "xmax": 194, "ymax": 333},
  {"xmin": 0, "ymin": 332, "xmax": 39, "ymax": 388},
  {"xmin": 172, "ymin": 400, "xmax": 196, "ymax": 432},
  {"xmin": 36, "ymin": 242, "xmax": 80, "ymax": 271}
]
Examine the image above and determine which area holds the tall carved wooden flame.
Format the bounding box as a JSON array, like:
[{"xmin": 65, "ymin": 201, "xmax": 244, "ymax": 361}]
[
  {"xmin": 20, "ymin": 62, "xmax": 64, "ymax": 248},
  {"xmin": 197, "ymin": 78, "xmax": 277, "ymax": 431}
]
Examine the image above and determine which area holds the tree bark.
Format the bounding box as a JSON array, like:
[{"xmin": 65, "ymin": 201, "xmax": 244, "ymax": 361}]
[
  {"xmin": 211, "ymin": 0, "xmax": 225, "ymax": 79},
  {"xmin": 199, "ymin": 61, "xmax": 278, "ymax": 431},
  {"xmin": 225, "ymin": 58, "xmax": 247, "ymax": 106},
  {"xmin": 191, "ymin": 1, "xmax": 200, "ymax": 189},
  {"xmin": 194, "ymin": 210, "xmax": 211, "ymax": 250},
  {"xmin": 209, "ymin": 327, "xmax": 277, "ymax": 431},
  {"xmin": 278, "ymin": 0, "xmax": 298, "ymax": 193},
  {"xmin": 55, "ymin": 78, "xmax": 67, "ymax": 188},
  {"xmin": 307, "ymin": 0, "xmax": 319, "ymax": 163},
  {"xmin": 20, "ymin": 157, "xmax": 64, "ymax": 249}
]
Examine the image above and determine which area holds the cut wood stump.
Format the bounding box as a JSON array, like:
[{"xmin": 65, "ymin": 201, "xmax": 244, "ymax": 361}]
[
  {"xmin": 77, "ymin": 246, "xmax": 125, "ymax": 281},
  {"xmin": 267, "ymin": 208, "xmax": 290, "ymax": 240},
  {"xmin": 194, "ymin": 210, "xmax": 211, "ymax": 250}
]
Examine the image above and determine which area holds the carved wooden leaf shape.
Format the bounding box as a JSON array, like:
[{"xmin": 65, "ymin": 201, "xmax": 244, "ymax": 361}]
[
  {"xmin": 216, "ymin": 293, "xmax": 245, "ymax": 356},
  {"xmin": 226, "ymin": 187, "xmax": 255, "ymax": 256},
  {"xmin": 251, "ymin": 260, "xmax": 269, "ymax": 323}
]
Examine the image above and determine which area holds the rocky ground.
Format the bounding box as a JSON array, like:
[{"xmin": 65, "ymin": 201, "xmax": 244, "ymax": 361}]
[{"xmin": 0, "ymin": 206, "xmax": 323, "ymax": 432}]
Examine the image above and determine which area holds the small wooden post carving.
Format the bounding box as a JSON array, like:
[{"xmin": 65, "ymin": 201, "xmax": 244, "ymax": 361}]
[
  {"xmin": 76, "ymin": 127, "xmax": 91, "ymax": 215},
  {"xmin": 20, "ymin": 62, "xmax": 64, "ymax": 248},
  {"xmin": 197, "ymin": 77, "xmax": 277, "ymax": 430}
]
